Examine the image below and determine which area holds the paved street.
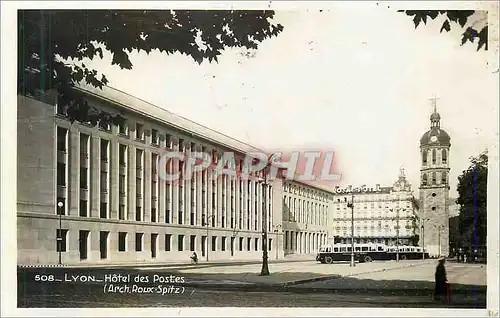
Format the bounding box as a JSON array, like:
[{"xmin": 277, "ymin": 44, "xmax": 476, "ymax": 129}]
[{"xmin": 17, "ymin": 260, "xmax": 487, "ymax": 308}]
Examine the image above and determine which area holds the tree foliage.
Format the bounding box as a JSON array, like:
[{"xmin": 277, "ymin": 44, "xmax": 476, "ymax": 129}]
[
  {"xmin": 399, "ymin": 10, "xmax": 488, "ymax": 51},
  {"xmin": 456, "ymin": 151, "xmax": 488, "ymax": 247},
  {"xmin": 18, "ymin": 10, "xmax": 283, "ymax": 125}
]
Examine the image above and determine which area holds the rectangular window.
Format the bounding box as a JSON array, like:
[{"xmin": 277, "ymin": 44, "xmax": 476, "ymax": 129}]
[
  {"xmin": 178, "ymin": 210, "xmax": 183, "ymax": 225},
  {"xmin": 57, "ymin": 127, "xmax": 67, "ymax": 152},
  {"xmin": 151, "ymin": 129, "xmax": 159, "ymax": 145},
  {"xmin": 80, "ymin": 133, "xmax": 89, "ymax": 157},
  {"xmin": 119, "ymin": 174, "xmax": 126, "ymax": 195},
  {"xmin": 57, "ymin": 163, "xmax": 66, "ymax": 186},
  {"xmin": 119, "ymin": 122, "xmax": 128, "ymax": 135},
  {"xmin": 119, "ymin": 144, "xmax": 127, "ymax": 166},
  {"xmin": 211, "ymin": 236, "xmax": 217, "ymax": 252},
  {"xmin": 80, "ymin": 167, "xmax": 88, "ymax": 189},
  {"xmin": 100, "ymin": 171, "xmax": 108, "ymax": 193},
  {"xmin": 254, "ymin": 238, "xmax": 259, "ymax": 251},
  {"xmin": 178, "ymin": 235, "xmax": 184, "ymax": 251},
  {"xmin": 100, "ymin": 139, "xmax": 109, "ymax": 161},
  {"xmin": 165, "ymin": 234, "xmax": 171, "ymax": 251},
  {"xmin": 151, "ymin": 208, "xmax": 157, "ymax": 223},
  {"xmin": 118, "ymin": 232, "xmax": 127, "ymax": 252},
  {"xmin": 100, "ymin": 202, "xmax": 107, "ymax": 219},
  {"xmin": 190, "ymin": 235, "xmax": 196, "ymax": 252},
  {"xmin": 239, "ymin": 237, "xmax": 243, "ymax": 251},
  {"xmin": 56, "ymin": 229, "xmax": 68, "ymax": 252},
  {"xmin": 165, "ymin": 134, "xmax": 171, "ymax": 148},
  {"xmin": 247, "ymin": 237, "xmax": 251, "ymax": 251},
  {"xmin": 165, "ymin": 209, "xmax": 171, "ymax": 224},
  {"xmin": 136, "ymin": 206, "xmax": 142, "ymax": 221},
  {"xmin": 269, "ymin": 239, "xmax": 272, "ymax": 251},
  {"xmin": 136, "ymin": 123, "xmax": 144, "ymax": 140},
  {"xmin": 135, "ymin": 233, "xmax": 143, "ymax": 251},
  {"xmin": 119, "ymin": 204, "xmax": 125, "ymax": 220},
  {"xmin": 179, "ymin": 138, "xmax": 184, "ymax": 151},
  {"xmin": 79, "ymin": 200, "xmax": 87, "ymax": 217},
  {"xmin": 221, "ymin": 237, "xmax": 226, "ymax": 251}
]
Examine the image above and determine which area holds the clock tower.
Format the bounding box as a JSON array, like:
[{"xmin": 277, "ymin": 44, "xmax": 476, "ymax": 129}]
[{"xmin": 419, "ymin": 98, "xmax": 451, "ymax": 257}]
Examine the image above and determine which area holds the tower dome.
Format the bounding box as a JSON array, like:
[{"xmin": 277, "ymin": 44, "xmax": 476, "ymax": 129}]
[{"xmin": 420, "ymin": 102, "xmax": 451, "ymax": 146}]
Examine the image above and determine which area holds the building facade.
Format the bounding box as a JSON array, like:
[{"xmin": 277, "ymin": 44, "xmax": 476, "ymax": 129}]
[
  {"xmin": 329, "ymin": 169, "xmax": 419, "ymax": 246},
  {"xmin": 281, "ymin": 181, "xmax": 331, "ymax": 255},
  {"xmin": 418, "ymin": 104, "xmax": 451, "ymax": 257},
  {"xmin": 17, "ymin": 86, "xmax": 290, "ymax": 265},
  {"xmin": 17, "ymin": 86, "xmax": 338, "ymax": 265}
]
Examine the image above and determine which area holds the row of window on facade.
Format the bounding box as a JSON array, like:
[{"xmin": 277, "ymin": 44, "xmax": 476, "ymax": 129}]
[
  {"xmin": 56, "ymin": 126, "xmax": 274, "ymax": 231},
  {"xmin": 334, "ymin": 201, "xmax": 412, "ymax": 210},
  {"xmin": 333, "ymin": 194, "xmax": 413, "ymax": 203},
  {"xmin": 422, "ymin": 149, "xmax": 448, "ymax": 165},
  {"xmin": 283, "ymin": 183, "xmax": 331, "ymax": 203},
  {"xmin": 57, "ymin": 111, "xmax": 282, "ymax": 180},
  {"xmin": 421, "ymin": 171, "xmax": 448, "ymax": 186},
  {"xmin": 282, "ymin": 196, "xmax": 327, "ymax": 225},
  {"xmin": 333, "ymin": 223, "xmax": 414, "ymax": 230},
  {"xmin": 56, "ymin": 229, "xmax": 272, "ymax": 254}
]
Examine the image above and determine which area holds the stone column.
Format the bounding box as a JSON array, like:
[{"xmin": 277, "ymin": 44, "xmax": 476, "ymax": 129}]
[
  {"xmin": 127, "ymin": 144, "xmax": 136, "ymax": 221},
  {"xmin": 144, "ymin": 149, "xmax": 151, "ymax": 222},
  {"xmin": 90, "ymin": 135, "xmax": 100, "ymax": 218},
  {"xmin": 68, "ymin": 128, "xmax": 80, "ymax": 216},
  {"xmin": 109, "ymin": 138, "xmax": 118, "ymax": 219}
]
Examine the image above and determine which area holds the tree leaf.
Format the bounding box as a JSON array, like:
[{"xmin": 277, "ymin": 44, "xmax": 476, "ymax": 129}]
[
  {"xmin": 477, "ymin": 26, "xmax": 488, "ymax": 51},
  {"xmin": 440, "ymin": 20, "xmax": 451, "ymax": 33}
]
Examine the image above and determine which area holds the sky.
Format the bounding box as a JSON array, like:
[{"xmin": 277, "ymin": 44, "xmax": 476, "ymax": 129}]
[{"xmin": 85, "ymin": 5, "xmax": 497, "ymax": 199}]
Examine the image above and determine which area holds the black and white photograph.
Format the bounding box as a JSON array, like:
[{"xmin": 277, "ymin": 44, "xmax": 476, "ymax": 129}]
[{"xmin": 1, "ymin": 1, "xmax": 498, "ymax": 316}]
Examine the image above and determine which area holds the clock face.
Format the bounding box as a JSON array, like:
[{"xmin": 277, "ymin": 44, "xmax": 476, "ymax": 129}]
[{"xmin": 430, "ymin": 136, "xmax": 438, "ymax": 143}]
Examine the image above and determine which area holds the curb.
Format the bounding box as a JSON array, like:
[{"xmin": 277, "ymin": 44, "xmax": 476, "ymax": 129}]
[{"xmin": 17, "ymin": 264, "xmax": 69, "ymax": 268}]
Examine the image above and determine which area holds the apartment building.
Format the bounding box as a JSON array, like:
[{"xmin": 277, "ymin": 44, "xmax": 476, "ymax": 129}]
[{"xmin": 329, "ymin": 169, "xmax": 420, "ymax": 246}]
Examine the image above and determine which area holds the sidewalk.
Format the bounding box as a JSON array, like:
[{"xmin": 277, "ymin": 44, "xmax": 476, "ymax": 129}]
[
  {"xmin": 143, "ymin": 259, "xmax": 437, "ymax": 288},
  {"xmin": 17, "ymin": 257, "xmax": 311, "ymax": 269}
]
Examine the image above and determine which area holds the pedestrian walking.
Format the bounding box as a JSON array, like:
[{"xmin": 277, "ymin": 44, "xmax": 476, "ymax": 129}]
[{"xmin": 434, "ymin": 258, "xmax": 449, "ymax": 303}]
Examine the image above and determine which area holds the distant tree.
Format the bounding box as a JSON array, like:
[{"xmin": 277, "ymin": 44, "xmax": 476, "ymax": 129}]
[
  {"xmin": 456, "ymin": 151, "xmax": 488, "ymax": 248},
  {"xmin": 399, "ymin": 10, "xmax": 488, "ymax": 51},
  {"xmin": 18, "ymin": 10, "xmax": 283, "ymax": 125}
]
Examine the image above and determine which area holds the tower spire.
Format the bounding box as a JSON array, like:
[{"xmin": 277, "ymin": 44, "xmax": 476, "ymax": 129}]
[
  {"xmin": 429, "ymin": 96, "xmax": 441, "ymax": 128},
  {"xmin": 430, "ymin": 95, "xmax": 439, "ymax": 113}
]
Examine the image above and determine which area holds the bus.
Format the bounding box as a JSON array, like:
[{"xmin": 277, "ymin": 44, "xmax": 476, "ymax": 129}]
[{"xmin": 316, "ymin": 243, "xmax": 429, "ymax": 263}]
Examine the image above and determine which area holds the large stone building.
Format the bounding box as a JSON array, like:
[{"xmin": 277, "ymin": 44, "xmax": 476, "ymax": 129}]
[
  {"xmin": 329, "ymin": 169, "xmax": 420, "ymax": 246},
  {"xmin": 17, "ymin": 85, "xmax": 333, "ymax": 265},
  {"xmin": 418, "ymin": 103, "xmax": 451, "ymax": 257}
]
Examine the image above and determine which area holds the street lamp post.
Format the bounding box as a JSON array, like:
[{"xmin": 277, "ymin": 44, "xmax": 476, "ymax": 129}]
[
  {"xmin": 57, "ymin": 201, "xmax": 64, "ymax": 265},
  {"xmin": 438, "ymin": 225, "xmax": 442, "ymax": 257},
  {"xmin": 421, "ymin": 224, "xmax": 425, "ymax": 260},
  {"xmin": 396, "ymin": 209, "xmax": 400, "ymax": 262},
  {"xmin": 273, "ymin": 225, "xmax": 282, "ymax": 260},
  {"xmin": 346, "ymin": 194, "xmax": 355, "ymax": 267},
  {"xmin": 205, "ymin": 214, "xmax": 215, "ymax": 262},
  {"xmin": 260, "ymin": 173, "xmax": 270, "ymax": 276}
]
